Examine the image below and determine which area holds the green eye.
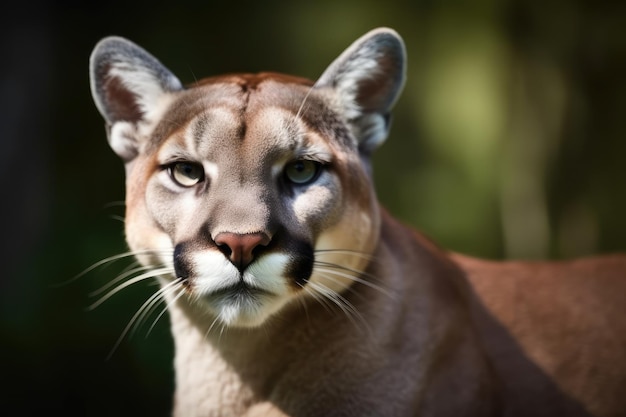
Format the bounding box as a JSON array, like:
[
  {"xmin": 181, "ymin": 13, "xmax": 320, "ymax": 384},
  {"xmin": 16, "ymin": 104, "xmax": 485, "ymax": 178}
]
[
  {"xmin": 169, "ymin": 162, "xmax": 204, "ymax": 187},
  {"xmin": 284, "ymin": 160, "xmax": 321, "ymax": 185}
]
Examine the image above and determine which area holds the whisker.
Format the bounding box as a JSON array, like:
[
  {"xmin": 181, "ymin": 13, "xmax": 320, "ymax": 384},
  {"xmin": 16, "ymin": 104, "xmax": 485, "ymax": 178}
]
[
  {"xmin": 87, "ymin": 267, "xmax": 174, "ymax": 311},
  {"xmin": 108, "ymin": 215, "xmax": 126, "ymax": 224},
  {"xmin": 307, "ymin": 281, "xmax": 370, "ymax": 334},
  {"xmin": 313, "ymin": 248, "xmax": 388, "ymax": 293},
  {"xmin": 51, "ymin": 251, "xmax": 139, "ymax": 288},
  {"xmin": 314, "ymin": 249, "xmax": 374, "ymax": 261},
  {"xmin": 302, "ymin": 284, "xmax": 334, "ymax": 314},
  {"xmin": 119, "ymin": 259, "xmax": 143, "ymax": 275},
  {"xmin": 293, "ymin": 83, "xmax": 316, "ymax": 124},
  {"xmin": 53, "ymin": 248, "xmax": 173, "ymax": 288},
  {"xmin": 106, "ymin": 278, "xmax": 182, "ymax": 360},
  {"xmin": 98, "ymin": 265, "xmax": 170, "ymax": 295},
  {"xmin": 90, "ymin": 264, "xmax": 156, "ymax": 296},
  {"xmin": 314, "ymin": 263, "xmax": 393, "ymax": 299},
  {"xmin": 313, "ymin": 278, "xmax": 373, "ymax": 335},
  {"xmin": 205, "ymin": 314, "xmax": 223, "ymax": 339},
  {"xmin": 187, "ymin": 66, "xmax": 199, "ymax": 85},
  {"xmin": 283, "ymin": 80, "xmax": 318, "ymax": 137},
  {"xmin": 128, "ymin": 278, "xmax": 181, "ymax": 339},
  {"xmin": 218, "ymin": 320, "xmax": 227, "ymax": 343},
  {"xmin": 308, "ymin": 281, "xmax": 349, "ymax": 316},
  {"xmin": 102, "ymin": 201, "xmax": 126, "ymax": 209},
  {"xmin": 296, "ymin": 287, "xmax": 312, "ymax": 326},
  {"xmin": 146, "ymin": 284, "xmax": 187, "ymax": 337}
]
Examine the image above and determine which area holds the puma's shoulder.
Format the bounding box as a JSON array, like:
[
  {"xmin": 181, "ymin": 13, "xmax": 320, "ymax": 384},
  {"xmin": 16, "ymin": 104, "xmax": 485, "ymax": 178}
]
[{"xmin": 454, "ymin": 252, "xmax": 626, "ymax": 416}]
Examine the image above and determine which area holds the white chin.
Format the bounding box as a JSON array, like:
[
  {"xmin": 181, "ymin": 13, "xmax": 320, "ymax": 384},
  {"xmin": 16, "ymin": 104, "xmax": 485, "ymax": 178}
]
[
  {"xmin": 195, "ymin": 288, "xmax": 294, "ymax": 328},
  {"xmin": 190, "ymin": 251, "xmax": 294, "ymax": 327},
  {"xmin": 211, "ymin": 294, "xmax": 278, "ymax": 327}
]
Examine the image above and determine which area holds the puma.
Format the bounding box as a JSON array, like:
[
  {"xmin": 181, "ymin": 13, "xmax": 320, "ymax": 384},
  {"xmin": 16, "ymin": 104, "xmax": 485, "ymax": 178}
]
[{"xmin": 90, "ymin": 28, "xmax": 626, "ymax": 416}]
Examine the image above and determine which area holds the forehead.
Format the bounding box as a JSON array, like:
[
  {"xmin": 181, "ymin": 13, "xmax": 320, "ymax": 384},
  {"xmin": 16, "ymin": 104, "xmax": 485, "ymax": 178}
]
[{"xmin": 147, "ymin": 73, "xmax": 350, "ymax": 157}]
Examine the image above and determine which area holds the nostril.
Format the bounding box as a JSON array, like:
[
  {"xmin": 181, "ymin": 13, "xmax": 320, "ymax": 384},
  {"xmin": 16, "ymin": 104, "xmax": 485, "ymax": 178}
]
[
  {"xmin": 216, "ymin": 241, "xmax": 232, "ymax": 258},
  {"xmin": 214, "ymin": 232, "xmax": 271, "ymax": 271}
]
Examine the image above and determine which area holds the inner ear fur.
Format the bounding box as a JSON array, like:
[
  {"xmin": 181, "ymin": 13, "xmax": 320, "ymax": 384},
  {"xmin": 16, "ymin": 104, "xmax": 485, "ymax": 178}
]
[
  {"xmin": 316, "ymin": 27, "xmax": 406, "ymax": 154},
  {"xmin": 89, "ymin": 36, "xmax": 182, "ymax": 161}
]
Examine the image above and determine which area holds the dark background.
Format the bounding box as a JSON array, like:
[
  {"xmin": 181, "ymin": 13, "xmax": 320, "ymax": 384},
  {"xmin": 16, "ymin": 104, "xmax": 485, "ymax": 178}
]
[{"xmin": 1, "ymin": 0, "xmax": 625, "ymax": 415}]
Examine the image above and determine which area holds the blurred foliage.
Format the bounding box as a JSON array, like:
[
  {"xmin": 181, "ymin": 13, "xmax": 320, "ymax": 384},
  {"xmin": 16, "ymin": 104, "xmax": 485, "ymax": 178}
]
[{"xmin": 0, "ymin": 0, "xmax": 624, "ymax": 415}]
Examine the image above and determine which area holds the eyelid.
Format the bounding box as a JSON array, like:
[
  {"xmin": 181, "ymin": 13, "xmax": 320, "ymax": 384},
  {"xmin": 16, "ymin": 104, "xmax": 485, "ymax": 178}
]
[
  {"xmin": 159, "ymin": 155, "xmax": 195, "ymax": 170},
  {"xmin": 294, "ymin": 150, "xmax": 333, "ymax": 165},
  {"xmin": 157, "ymin": 141, "xmax": 196, "ymax": 164}
]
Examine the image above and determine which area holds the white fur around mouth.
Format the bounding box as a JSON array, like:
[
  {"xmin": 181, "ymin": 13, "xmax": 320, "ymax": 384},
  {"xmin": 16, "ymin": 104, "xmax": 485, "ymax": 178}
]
[{"xmin": 190, "ymin": 251, "xmax": 293, "ymax": 327}]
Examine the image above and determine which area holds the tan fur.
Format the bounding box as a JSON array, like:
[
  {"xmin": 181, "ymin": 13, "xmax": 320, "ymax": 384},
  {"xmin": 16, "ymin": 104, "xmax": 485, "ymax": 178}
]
[{"xmin": 90, "ymin": 29, "xmax": 626, "ymax": 416}]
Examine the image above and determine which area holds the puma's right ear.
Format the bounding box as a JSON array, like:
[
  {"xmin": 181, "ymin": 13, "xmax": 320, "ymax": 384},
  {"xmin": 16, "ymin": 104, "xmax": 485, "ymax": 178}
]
[
  {"xmin": 89, "ymin": 36, "xmax": 182, "ymax": 162},
  {"xmin": 316, "ymin": 28, "xmax": 406, "ymax": 155}
]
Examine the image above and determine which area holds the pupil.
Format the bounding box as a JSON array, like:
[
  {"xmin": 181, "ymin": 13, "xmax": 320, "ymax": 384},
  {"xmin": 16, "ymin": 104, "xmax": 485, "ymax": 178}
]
[{"xmin": 183, "ymin": 164, "xmax": 195, "ymax": 177}]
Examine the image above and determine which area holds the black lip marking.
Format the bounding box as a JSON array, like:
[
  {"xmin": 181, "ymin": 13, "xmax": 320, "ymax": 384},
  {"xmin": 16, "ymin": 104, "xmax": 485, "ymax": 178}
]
[
  {"xmin": 284, "ymin": 240, "xmax": 314, "ymax": 287},
  {"xmin": 174, "ymin": 243, "xmax": 193, "ymax": 281}
]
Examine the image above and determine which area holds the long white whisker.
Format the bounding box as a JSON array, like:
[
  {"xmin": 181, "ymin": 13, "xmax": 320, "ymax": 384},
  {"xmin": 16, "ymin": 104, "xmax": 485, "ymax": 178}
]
[
  {"xmin": 87, "ymin": 267, "xmax": 173, "ymax": 311},
  {"xmin": 293, "ymin": 83, "xmax": 316, "ymax": 124},
  {"xmin": 217, "ymin": 314, "xmax": 230, "ymax": 342},
  {"xmin": 90, "ymin": 264, "xmax": 156, "ymax": 296},
  {"xmin": 130, "ymin": 278, "xmax": 182, "ymax": 338},
  {"xmin": 302, "ymin": 284, "xmax": 334, "ymax": 313},
  {"xmin": 119, "ymin": 259, "xmax": 142, "ymax": 274},
  {"xmin": 108, "ymin": 215, "xmax": 126, "ymax": 223},
  {"xmin": 283, "ymin": 79, "xmax": 319, "ymax": 136},
  {"xmin": 51, "ymin": 252, "xmax": 138, "ymax": 288},
  {"xmin": 296, "ymin": 286, "xmax": 313, "ymax": 326},
  {"xmin": 308, "ymin": 280, "xmax": 360, "ymax": 323},
  {"xmin": 54, "ymin": 248, "xmax": 174, "ymax": 289},
  {"xmin": 106, "ymin": 278, "xmax": 181, "ymax": 360},
  {"xmin": 314, "ymin": 259, "xmax": 380, "ymax": 282},
  {"xmin": 307, "ymin": 281, "xmax": 369, "ymax": 333},
  {"xmin": 315, "ymin": 249, "xmax": 374, "ymax": 261},
  {"xmin": 205, "ymin": 314, "xmax": 223, "ymax": 339},
  {"xmin": 102, "ymin": 200, "xmax": 126, "ymax": 209},
  {"xmin": 146, "ymin": 284, "xmax": 187, "ymax": 337},
  {"xmin": 314, "ymin": 264, "xmax": 393, "ymax": 299}
]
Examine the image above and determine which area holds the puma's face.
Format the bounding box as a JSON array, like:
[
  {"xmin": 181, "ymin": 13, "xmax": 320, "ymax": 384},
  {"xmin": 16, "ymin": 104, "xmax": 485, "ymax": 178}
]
[
  {"xmin": 90, "ymin": 29, "xmax": 405, "ymax": 326},
  {"xmin": 125, "ymin": 75, "xmax": 379, "ymax": 326}
]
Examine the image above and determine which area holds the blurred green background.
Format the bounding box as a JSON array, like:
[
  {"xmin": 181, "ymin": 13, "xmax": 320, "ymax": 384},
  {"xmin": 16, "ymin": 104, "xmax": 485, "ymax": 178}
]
[{"xmin": 1, "ymin": 0, "xmax": 624, "ymax": 415}]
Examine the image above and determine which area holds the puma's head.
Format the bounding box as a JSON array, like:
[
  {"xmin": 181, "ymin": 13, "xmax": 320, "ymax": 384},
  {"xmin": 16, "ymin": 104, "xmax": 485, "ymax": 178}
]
[{"xmin": 90, "ymin": 28, "xmax": 405, "ymax": 327}]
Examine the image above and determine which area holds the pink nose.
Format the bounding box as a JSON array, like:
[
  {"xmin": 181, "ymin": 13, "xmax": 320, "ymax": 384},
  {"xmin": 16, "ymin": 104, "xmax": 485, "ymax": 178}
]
[{"xmin": 214, "ymin": 232, "xmax": 271, "ymax": 270}]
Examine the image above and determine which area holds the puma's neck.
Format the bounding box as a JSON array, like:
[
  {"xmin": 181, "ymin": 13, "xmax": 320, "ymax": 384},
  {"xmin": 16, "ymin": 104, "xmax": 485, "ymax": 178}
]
[{"xmin": 167, "ymin": 210, "xmax": 495, "ymax": 416}]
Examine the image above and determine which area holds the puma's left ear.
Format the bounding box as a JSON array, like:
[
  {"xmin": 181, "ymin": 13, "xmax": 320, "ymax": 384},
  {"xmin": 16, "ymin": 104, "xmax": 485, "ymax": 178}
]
[
  {"xmin": 89, "ymin": 36, "xmax": 183, "ymax": 162},
  {"xmin": 316, "ymin": 27, "xmax": 406, "ymax": 154}
]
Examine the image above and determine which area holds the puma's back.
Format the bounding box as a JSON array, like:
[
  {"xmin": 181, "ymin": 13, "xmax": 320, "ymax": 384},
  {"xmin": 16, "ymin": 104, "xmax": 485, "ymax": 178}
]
[{"xmin": 90, "ymin": 28, "xmax": 626, "ymax": 416}]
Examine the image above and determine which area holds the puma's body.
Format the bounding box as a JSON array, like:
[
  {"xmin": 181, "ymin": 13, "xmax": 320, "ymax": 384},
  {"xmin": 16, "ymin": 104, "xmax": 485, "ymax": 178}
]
[
  {"xmin": 90, "ymin": 29, "xmax": 626, "ymax": 416},
  {"xmin": 460, "ymin": 251, "xmax": 626, "ymax": 417}
]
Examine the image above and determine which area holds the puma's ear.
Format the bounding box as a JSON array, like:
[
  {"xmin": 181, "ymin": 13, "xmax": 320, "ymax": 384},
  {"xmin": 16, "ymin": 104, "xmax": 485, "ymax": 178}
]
[
  {"xmin": 316, "ymin": 28, "xmax": 406, "ymax": 154},
  {"xmin": 89, "ymin": 36, "xmax": 182, "ymax": 162}
]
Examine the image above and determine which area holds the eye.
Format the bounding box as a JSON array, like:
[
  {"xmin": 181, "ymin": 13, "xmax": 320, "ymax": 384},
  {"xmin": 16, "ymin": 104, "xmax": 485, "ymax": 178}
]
[
  {"xmin": 284, "ymin": 159, "xmax": 322, "ymax": 185},
  {"xmin": 169, "ymin": 162, "xmax": 205, "ymax": 187}
]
